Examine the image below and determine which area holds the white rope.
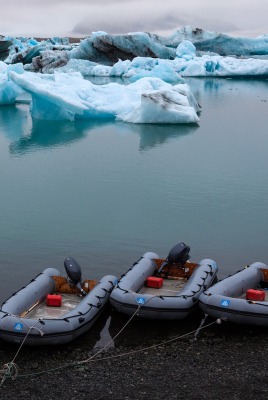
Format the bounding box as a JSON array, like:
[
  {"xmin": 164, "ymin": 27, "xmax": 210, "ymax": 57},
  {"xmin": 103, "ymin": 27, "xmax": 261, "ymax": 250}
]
[
  {"xmin": 0, "ymin": 320, "xmax": 44, "ymax": 387},
  {"xmin": 194, "ymin": 313, "xmax": 208, "ymax": 340},
  {"xmin": 77, "ymin": 305, "xmax": 142, "ymax": 364},
  {"xmin": 0, "ymin": 363, "xmax": 18, "ymax": 386},
  {"xmin": 0, "ymin": 300, "xmax": 223, "ymax": 385},
  {"xmin": 17, "ymin": 317, "xmax": 222, "ymax": 379}
]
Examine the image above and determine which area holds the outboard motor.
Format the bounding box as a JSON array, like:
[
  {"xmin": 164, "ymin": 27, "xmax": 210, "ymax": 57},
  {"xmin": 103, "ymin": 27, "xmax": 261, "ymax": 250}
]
[
  {"xmin": 166, "ymin": 242, "xmax": 191, "ymax": 265},
  {"xmin": 158, "ymin": 242, "xmax": 191, "ymax": 274},
  {"xmin": 64, "ymin": 257, "xmax": 87, "ymax": 296}
]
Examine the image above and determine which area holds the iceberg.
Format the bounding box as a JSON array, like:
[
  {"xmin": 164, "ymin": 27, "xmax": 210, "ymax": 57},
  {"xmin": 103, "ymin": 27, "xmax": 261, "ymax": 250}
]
[
  {"xmin": 0, "ymin": 62, "xmax": 24, "ymax": 104},
  {"xmin": 4, "ymin": 36, "xmax": 74, "ymax": 64},
  {"xmin": 68, "ymin": 27, "xmax": 268, "ymax": 62},
  {"xmin": 0, "ymin": 39, "xmax": 12, "ymax": 61},
  {"xmin": 69, "ymin": 32, "xmax": 174, "ymax": 64},
  {"xmin": 49, "ymin": 49, "xmax": 268, "ymax": 79},
  {"xmin": 5, "ymin": 26, "xmax": 268, "ymax": 70},
  {"xmin": 31, "ymin": 38, "xmax": 268, "ymax": 80},
  {"xmin": 168, "ymin": 26, "xmax": 268, "ymax": 57},
  {"xmin": 171, "ymin": 41, "xmax": 268, "ymax": 77},
  {"xmin": 9, "ymin": 71, "xmax": 200, "ymax": 124}
]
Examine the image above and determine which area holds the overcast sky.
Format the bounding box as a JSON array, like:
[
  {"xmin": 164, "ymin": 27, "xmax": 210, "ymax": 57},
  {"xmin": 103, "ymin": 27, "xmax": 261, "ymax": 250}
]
[{"xmin": 1, "ymin": 0, "xmax": 268, "ymax": 38}]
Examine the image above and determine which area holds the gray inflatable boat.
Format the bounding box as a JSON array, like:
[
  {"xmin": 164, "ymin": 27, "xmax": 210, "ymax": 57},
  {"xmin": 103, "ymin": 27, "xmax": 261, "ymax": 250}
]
[
  {"xmin": 110, "ymin": 242, "xmax": 218, "ymax": 320},
  {"xmin": 0, "ymin": 258, "xmax": 117, "ymax": 345},
  {"xmin": 199, "ymin": 262, "xmax": 268, "ymax": 325}
]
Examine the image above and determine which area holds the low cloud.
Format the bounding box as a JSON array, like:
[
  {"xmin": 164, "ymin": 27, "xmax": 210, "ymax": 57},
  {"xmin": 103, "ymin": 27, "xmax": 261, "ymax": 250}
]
[{"xmin": 1, "ymin": 0, "xmax": 268, "ymax": 38}]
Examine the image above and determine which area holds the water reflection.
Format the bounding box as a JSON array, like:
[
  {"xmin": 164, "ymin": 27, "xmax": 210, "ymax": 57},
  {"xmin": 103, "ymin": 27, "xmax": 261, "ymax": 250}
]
[
  {"xmin": 136, "ymin": 123, "xmax": 198, "ymax": 150},
  {"xmin": 185, "ymin": 76, "xmax": 268, "ymax": 105},
  {"xmin": 107, "ymin": 308, "xmax": 203, "ymax": 348},
  {"xmin": 4, "ymin": 107, "xmax": 198, "ymax": 156},
  {"xmin": 0, "ymin": 104, "xmax": 32, "ymax": 141},
  {"xmin": 9, "ymin": 118, "xmax": 89, "ymax": 156},
  {"xmin": 115, "ymin": 121, "xmax": 199, "ymax": 151}
]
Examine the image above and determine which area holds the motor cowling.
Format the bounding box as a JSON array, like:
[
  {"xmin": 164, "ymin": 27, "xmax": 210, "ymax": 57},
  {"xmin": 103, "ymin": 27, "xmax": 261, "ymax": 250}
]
[
  {"xmin": 158, "ymin": 242, "xmax": 191, "ymax": 275},
  {"xmin": 64, "ymin": 257, "xmax": 86, "ymax": 296},
  {"xmin": 166, "ymin": 242, "xmax": 191, "ymax": 265}
]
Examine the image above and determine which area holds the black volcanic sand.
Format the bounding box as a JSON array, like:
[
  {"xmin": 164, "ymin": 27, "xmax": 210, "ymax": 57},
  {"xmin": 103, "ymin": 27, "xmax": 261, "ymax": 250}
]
[{"xmin": 0, "ymin": 308, "xmax": 268, "ymax": 400}]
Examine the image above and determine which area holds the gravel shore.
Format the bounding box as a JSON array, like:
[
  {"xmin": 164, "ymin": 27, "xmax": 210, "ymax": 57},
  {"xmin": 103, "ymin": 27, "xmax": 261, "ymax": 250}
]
[{"xmin": 1, "ymin": 309, "xmax": 268, "ymax": 400}]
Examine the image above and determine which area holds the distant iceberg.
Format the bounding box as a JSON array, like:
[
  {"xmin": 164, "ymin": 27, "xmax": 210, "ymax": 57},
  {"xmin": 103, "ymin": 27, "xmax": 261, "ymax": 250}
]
[
  {"xmin": 4, "ymin": 26, "xmax": 268, "ymax": 69},
  {"xmin": 69, "ymin": 31, "xmax": 174, "ymax": 64},
  {"xmin": 173, "ymin": 41, "xmax": 268, "ymax": 76},
  {"xmin": 27, "ymin": 37, "xmax": 268, "ymax": 80},
  {"xmin": 2, "ymin": 26, "xmax": 268, "ymax": 124},
  {"xmin": 169, "ymin": 26, "xmax": 268, "ymax": 57},
  {"xmin": 3, "ymin": 26, "xmax": 268, "ymax": 80},
  {"xmin": 3, "ymin": 36, "xmax": 74, "ymax": 64},
  {"xmin": 9, "ymin": 71, "xmax": 200, "ymax": 124}
]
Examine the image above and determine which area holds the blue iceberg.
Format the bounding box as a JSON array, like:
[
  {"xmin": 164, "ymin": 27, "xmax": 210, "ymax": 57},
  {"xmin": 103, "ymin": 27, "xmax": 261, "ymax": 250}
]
[
  {"xmin": 0, "ymin": 62, "xmax": 24, "ymax": 104},
  {"xmin": 4, "ymin": 26, "xmax": 267, "ymax": 80},
  {"xmin": 37, "ymin": 37, "xmax": 268, "ymax": 79},
  {"xmin": 169, "ymin": 26, "xmax": 268, "ymax": 57},
  {"xmin": 69, "ymin": 31, "xmax": 174, "ymax": 64},
  {"xmin": 9, "ymin": 71, "xmax": 200, "ymax": 124}
]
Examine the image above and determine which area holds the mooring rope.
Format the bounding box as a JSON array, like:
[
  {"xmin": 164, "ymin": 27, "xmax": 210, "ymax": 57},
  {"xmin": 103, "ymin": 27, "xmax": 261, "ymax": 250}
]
[
  {"xmin": 194, "ymin": 313, "xmax": 208, "ymax": 340},
  {"xmin": 0, "ymin": 315, "xmax": 222, "ymax": 385},
  {"xmin": 0, "ymin": 320, "xmax": 44, "ymax": 387}
]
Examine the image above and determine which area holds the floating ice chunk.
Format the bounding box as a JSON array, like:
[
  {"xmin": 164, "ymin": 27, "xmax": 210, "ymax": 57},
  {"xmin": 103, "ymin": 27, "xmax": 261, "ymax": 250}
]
[
  {"xmin": 69, "ymin": 32, "xmax": 175, "ymax": 64},
  {"xmin": 90, "ymin": 64, "xmax": 112, "ymax": 76},
  {"xmin": 173, "ymin": 54, "xmax": 268, "ymax": 77},
  {"xmin": 52, "ymin": 56, "xmax": 183, "ymax": 83},
  {"xmin": 128, "ymin": 60, "xmax": 184, "ymax": 83},
  {"xmin": 169, "ymin": 25, "xmax": 268, "ymax": 57},
  {"xmin": 9, "ymin": 71, "xmax": 199, "ymax": 124},
  {"xmin": 0, "ymin": 62, "xmax": 24, "ymax": 104},
  {"xmin": 176, "ymin": 40, "xmax": 196, "ymax": 60},
  {"xmin": 39, "ymin": 58, "xmax": 97, "ymax": 75},
  {"xmin": 31, "ymin": 50, "xmax": 69, "ymax": 73},
  {"xmin": 110, "ymin": 59, "xmax": 132, "ymax": 76},
  {"xmin": 119, "ymin": 83, "xmax": 200, "ymax": 124}
]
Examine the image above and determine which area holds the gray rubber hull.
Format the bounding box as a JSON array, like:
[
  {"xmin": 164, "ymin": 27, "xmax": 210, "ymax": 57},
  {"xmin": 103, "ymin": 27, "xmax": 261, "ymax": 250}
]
[
  {"xmin": 110, "ymin": 252, "xmax": 218, "ymax": 320},
  {"xmin": 0, "ymin": 268, "xmax": 117, "ymax": 345},
  {"xmin": 199, "ymin": 262, "xmax": 268, "ymax": 326}
]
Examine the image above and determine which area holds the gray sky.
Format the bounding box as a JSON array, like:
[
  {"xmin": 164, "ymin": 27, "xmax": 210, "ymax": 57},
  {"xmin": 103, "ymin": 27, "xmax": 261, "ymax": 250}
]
[{"xmin": 1, "ymin": 0, "xmax": 268, "ymax": 38}]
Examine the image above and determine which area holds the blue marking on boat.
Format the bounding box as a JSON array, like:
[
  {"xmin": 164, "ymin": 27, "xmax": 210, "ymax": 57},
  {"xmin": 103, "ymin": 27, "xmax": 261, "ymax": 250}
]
[{"xmin": 220, "ymin": 299, "xmax": 230, "ymax": 307}]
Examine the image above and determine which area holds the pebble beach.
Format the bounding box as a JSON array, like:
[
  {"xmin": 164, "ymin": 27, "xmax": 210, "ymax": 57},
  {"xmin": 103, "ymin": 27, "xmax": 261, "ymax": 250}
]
[{"xmin": 1, "ymin": 309, "xmax": 268, "ymax": 400}]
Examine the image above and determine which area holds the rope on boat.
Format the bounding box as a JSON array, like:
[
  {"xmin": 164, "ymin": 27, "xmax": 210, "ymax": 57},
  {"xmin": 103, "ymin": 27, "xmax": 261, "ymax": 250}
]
[{"xmin": 0, "ymin": 314, "xmax": 223, "ymax": 385}]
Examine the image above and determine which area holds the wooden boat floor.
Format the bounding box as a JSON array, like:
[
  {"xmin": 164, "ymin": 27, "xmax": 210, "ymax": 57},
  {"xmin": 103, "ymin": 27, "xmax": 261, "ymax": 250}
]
[
  {"xmin": 26, "ymin": 293, "xmax": 82, "ymax": 319},
  {"xmin": 139, "ymin": 277, "xmax": 187, "ymax": 296}
]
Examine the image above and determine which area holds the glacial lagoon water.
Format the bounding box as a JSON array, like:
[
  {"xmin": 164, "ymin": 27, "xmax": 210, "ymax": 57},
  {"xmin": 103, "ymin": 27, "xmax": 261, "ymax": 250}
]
[{"xmin": 0, "ymin": 77, "xmax": 268, "ymax": 307}]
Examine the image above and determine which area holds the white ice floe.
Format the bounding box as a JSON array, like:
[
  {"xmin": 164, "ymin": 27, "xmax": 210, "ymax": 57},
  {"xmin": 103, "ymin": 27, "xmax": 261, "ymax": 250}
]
[{"xmin": 9, "ymin": 71, "xmax": 200, "ymax": 124}]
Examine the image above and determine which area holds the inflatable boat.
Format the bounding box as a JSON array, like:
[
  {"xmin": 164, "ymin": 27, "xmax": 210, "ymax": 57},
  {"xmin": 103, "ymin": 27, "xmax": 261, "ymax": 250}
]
[
  {"xmin": 0, "ymin": 257, "xmax": 117, "ymax": 345},
  {"xmin": 199, "ymin": 262, "xmax": 268, "ymax": 325},
  {"xmin": 110, "ymin": 242, "xmax": 218, "ymax": 320}
]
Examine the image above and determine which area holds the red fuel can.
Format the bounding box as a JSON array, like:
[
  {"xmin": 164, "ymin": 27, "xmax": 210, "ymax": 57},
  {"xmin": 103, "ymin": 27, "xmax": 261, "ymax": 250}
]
[
  {"xmin": 145, "ymin": 276, "xmax": 163, "ymax": 289},
  {"xmin": 46, "ymin": 294, "xmax": 62, "ymax": 307},
  {"xmin": 246, "ymin": 289, "xmax": 265, "ymax": 301}
]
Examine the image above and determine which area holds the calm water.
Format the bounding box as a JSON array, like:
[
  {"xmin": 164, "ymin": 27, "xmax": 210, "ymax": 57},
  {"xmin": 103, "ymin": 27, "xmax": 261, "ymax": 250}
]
[{"xmin": 0, "ymin": 77, "xmax": 268, "ymax": 305}]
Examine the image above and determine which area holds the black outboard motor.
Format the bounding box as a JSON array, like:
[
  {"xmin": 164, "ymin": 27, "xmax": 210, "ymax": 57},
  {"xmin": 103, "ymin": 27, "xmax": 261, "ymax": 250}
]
[
  {"xmin": 64, "ymin": 257, "xmax": 87, "ymax": 296},
  {"xmin": 166, "ymin": 242, "xmax": 191, "ymax": 265},
  {"xmin": 158, "ymin": 242, "xmax": 191, "ymax": 274}
]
